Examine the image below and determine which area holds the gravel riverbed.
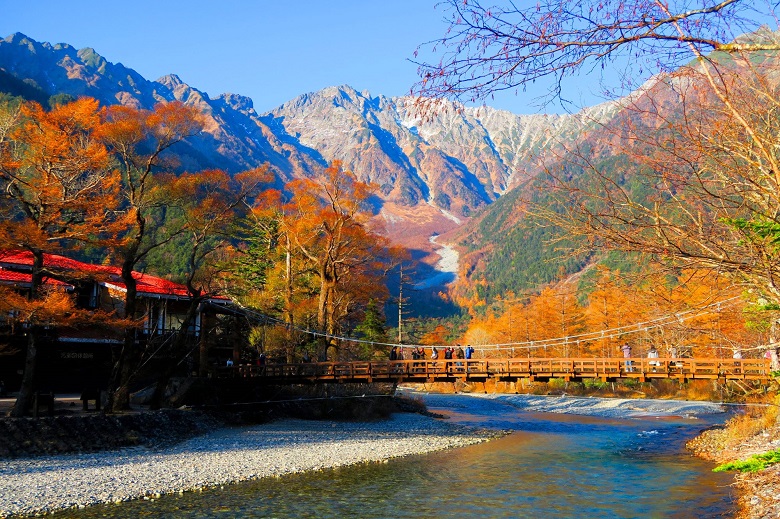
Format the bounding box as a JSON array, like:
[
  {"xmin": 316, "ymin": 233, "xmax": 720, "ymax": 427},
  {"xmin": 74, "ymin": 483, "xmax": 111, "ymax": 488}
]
[{"xmin": 0, "ymin": 413, "xmax": 497, "ymax": 517}]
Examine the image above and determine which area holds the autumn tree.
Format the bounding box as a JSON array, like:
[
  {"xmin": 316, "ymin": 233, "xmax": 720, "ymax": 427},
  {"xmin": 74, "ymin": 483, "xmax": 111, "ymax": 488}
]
[
  {"xmin": 531, "ymin": 284, "xmax": 584, "ymax": 357},
  {"xmin": 415, "ymin": 1, "xmax": 780, "ymax": 339},
  {"xmin": 271, "ymin": 162, "xmax": 390, "ymax": 360},
  {"xmin": 0, "ymin": 98, "xmax": 119, "ymax": 416},
  {"xmin": 414, "ymin": 0, "xmax": 780, "ymax": 107},
  {"xmin": 145, "ymin": 167, "xmax": 269, "ymax": 408},
  {"xmin": 626, "ymin": 270, "xmax": 763, "ymax": 358},
  {"xmin": 420, "ymin": 324, "xmax": 450, "ymax": 346},
  {"xmin": 583, "ymin": 267, "xmax": 644, "ymax": 357},
  {"xmin": 101, "ymin": 101, "xmax": 205, "ymax": 412},
  {"xmin": 231, "ymin": 188, "xmax": 313, "ymax": 362}
]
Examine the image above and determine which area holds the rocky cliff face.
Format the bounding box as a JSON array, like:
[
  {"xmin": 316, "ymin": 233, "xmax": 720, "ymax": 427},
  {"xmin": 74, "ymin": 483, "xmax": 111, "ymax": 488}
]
[
  {"xmin": 0, "ymin": 33, "xmax": 616, "ymax": 245},
  {"xmin": 267, "ymin": 86, "xmax": 619, "ymax": 219}
]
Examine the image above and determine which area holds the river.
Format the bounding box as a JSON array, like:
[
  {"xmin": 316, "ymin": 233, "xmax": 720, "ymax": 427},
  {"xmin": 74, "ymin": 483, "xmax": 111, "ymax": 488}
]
[
  {"xmin": 50, "ymin": 393, "xmax": 734, "ymax": 518},
  {"xmin": 414, "ymin": 234, "xmax": 459, "ymax": 290}
]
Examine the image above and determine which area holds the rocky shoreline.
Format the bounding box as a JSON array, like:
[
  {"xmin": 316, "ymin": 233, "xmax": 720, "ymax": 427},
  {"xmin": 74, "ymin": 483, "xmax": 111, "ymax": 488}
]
[
  {"xmin": 0, "ymin": 413, "xmax": 499, "ymax": 517},
  {"xmin": 688, "ymin": 417, "xmax": 780, "ymax": 519},
  {"xmin": 2, "ymin": 392, "xmax": 776, "ymax": 518}
]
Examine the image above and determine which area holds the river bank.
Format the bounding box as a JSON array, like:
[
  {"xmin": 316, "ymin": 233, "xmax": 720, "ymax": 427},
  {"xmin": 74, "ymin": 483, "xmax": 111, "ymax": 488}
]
[
  {"xmin": 688, "ymin": 409, "xmax": 780, "ymax": 519},
  {"xmin": 0, "ymin": 412, "xmax": 498, "ymax": 517},
  {"xmin": 0, "ymin": 393, "xmax": 771, "ymax": 518}
]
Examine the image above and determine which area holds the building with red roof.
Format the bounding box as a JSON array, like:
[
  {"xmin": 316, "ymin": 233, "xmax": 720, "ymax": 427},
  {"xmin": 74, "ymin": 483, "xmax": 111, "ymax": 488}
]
[{"xmin": 0, "ymin": 251, "xmax": 235, "ymax": 393}]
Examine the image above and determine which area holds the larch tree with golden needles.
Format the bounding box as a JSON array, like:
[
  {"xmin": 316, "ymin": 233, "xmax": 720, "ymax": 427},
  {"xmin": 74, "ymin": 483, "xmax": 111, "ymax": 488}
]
[
  {"xmin": 145, "ymin": 166, "xmax": 270, "ymax": 409},
  {"xmin": 283, "ymin": 162, "xmax": 390, "ymax": 360},
  {"xmin": 100, "ymin": 101, "xmax": 205, "ymax": 412},
  {"xmin": 0, "ymin": 98, "xmax": 120, "ymax": 416},
  {"xmin": 583, "ymin": 267, "xmax": 644, "ymax": 357}
]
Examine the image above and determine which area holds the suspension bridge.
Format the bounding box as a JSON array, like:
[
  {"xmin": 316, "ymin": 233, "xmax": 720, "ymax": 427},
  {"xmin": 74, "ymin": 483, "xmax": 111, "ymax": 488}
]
[
  {"xmin": 225, "ymin": 295, "xmax": 776, "ymax": 384},
  {"xmin": 217, "ymin": 357, "xmax": 773, "ymax": 384}
]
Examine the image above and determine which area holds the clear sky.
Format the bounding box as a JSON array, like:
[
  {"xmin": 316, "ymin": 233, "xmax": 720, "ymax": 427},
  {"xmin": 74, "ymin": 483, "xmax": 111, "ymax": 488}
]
[{"xmin": 0, "ymin": 1, "xmax": 642, "ymax": 115}]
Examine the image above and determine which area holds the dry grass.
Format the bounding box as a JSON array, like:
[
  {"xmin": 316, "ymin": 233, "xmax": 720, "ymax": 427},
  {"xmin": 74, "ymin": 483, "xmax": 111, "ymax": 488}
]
[
  {"xmin": 722, "ymin": 398, "xmax": 779, "ymax": 447},
  {"xmin": 687, "ymin": 393, "xmax": 780, "ymax": 519}
]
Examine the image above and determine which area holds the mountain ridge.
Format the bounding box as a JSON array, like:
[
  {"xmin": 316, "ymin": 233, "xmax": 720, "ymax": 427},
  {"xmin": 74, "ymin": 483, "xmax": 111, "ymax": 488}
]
[{"xmin": 0, "ymin": 32, "xmax": 626, "ymax": 300}]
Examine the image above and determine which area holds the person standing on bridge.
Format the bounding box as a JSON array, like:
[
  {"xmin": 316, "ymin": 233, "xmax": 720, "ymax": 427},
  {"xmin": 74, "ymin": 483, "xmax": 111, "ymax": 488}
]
[
  {"xmin": 647, "ymin": 346, "xmax": 660, "ymax": 372},
  {"xmin": 456, "ymin": 346, "xmax": 465, "ymax": 372},
  {"xmin": 733, "ymin": 349, "xmax": 743, "ymax": 375},
  {"xmin": 668, "ymin": 346, "xmax": 679, "ymax": 373},
  {"xmin": 444, "ymin": 347, "xmax": 453, "ymax": 373},
  {"xmin": 465, "ymin": 345, "xmax": 474, "ymax": 372},
  {"xmin": 621, "ymin": 344, "xmax": 632, "ymax": 372}
]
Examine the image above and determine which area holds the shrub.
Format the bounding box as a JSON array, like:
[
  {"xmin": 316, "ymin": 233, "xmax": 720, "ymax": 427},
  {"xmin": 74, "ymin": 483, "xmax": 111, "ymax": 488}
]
[
  {"xmin": 548, "ymin": 378, "xmax": 567, "ymax": 391},
  {"xmin": 714, "ymin": 450, "xmax": 780, "ymax": 473},
  {"xmin": 622, "ymin": 378, "xmax": 639, "ymax": 389},
  {"xmin": 583, "ymin": 378, "xmax": 608, "ymax": 390}
]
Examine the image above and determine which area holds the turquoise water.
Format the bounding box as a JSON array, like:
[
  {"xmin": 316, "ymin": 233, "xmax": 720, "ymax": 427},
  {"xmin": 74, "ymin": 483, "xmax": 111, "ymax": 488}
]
[{"xmin": 53, "ymin": 395, "xmax": 734, "ymax": 518}]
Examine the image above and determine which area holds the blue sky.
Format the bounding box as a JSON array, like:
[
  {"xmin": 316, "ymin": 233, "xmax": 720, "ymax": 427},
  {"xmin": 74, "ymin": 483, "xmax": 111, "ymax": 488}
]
[
  {"xmin": 2, "ymin": 0, "xmax": 736, "ymax": 115},
  {"xmin": 2, "ymin": 0, "xmax": 611, "ymax": 114}
]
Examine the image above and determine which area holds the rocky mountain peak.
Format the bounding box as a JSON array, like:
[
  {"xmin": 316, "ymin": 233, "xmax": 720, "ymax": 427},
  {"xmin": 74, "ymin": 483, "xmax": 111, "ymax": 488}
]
[
  {"xmin": 156, "ymin": 73, "xmax": 186, "ymax": 90},
  {"xmin": 4, "ymin": 32, "xmax": 32, "ymax": 45},
  {"xmin": 0, "ymin": 32, "xmax": 626, "ymax": 249},
  {"xmin": 76, "ymin": 47, "xmax": 108, "ymax": 72},
  {"xmin": 219, "ymin": 92, "xmax": 254, "ymax": 113}
]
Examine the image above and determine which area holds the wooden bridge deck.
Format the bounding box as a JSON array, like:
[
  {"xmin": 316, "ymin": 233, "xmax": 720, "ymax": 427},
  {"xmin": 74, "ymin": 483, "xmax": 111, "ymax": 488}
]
[{"xmin": 217, "ymin": 357, "xmax": 773, "ymax": 384}]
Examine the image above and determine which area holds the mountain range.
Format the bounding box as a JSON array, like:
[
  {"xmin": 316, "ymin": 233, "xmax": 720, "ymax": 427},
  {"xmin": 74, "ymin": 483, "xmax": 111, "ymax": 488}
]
[{"xmin": 0, "ymin": 32, "xmax": 671, "ymax": 306}]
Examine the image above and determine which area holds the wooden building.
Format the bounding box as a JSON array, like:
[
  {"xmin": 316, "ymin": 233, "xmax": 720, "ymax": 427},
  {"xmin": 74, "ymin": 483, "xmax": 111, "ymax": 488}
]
[{"xmin": 0, "ymin": 251, "xmax": 235, "ymax": 392}]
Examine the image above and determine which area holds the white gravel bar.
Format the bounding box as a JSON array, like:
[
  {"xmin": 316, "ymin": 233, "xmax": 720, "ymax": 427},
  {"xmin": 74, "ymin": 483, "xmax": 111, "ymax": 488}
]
[{"xmin": 0, "ymin": 413, "xmax": 495, "ymax": 517}]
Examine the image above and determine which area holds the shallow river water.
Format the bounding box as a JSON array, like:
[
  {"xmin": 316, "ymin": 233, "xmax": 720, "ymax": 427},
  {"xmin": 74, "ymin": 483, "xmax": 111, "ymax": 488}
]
[{"xmin": 53, "ymin": 394, "xmax": 735, "ymax": 518}]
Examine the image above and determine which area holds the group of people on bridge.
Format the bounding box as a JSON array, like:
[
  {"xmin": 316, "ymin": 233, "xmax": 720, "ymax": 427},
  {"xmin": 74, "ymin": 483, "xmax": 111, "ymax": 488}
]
[{"xmin": 389, "ymin": 345, "xmax": 475, "ymax": 362}]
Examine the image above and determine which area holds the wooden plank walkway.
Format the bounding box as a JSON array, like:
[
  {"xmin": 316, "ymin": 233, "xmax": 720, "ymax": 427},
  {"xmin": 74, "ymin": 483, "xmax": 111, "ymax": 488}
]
[{"xmin": 217, "ymin": 357, "xmax": 773, "ymax": 384}]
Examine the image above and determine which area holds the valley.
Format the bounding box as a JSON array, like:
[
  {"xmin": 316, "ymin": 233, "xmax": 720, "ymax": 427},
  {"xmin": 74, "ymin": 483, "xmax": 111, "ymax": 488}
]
[{"xmin": 0, "ymin": 32, "xmax": 621, "ymax": 309}]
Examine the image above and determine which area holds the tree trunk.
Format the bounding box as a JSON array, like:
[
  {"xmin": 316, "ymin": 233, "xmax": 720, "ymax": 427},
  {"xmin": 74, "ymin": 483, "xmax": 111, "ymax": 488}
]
[
  {"xmin": 108, "ymin": 258, "xmax": 139, "ymax": 412},
  {"xmin": 198, "ymin": 316, "xmax": 209, "ymax": 377},
  {"xmin": 316, "ymin": 270, "xmax": 335, "ymax": 361},
  {"xmin": 9, "ymin": 330, "xmax": 38, "ymax": 417},
  {"xmin": 284, "ymin": 240, "xmax": 294, "ymax": 363},
  {"xmin": 10, "ymin": 250, "xmax": 45, "ymax": 417}
]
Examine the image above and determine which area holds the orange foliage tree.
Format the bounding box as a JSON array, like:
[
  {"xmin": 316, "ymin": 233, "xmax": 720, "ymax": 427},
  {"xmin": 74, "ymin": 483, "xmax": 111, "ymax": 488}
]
[
  {"xmin": 100, "ymin": 101, "xmax": 206, "ymax": 411},
  {"xmin": 144, "ymin": 167, "xmax": 270, "ymax": 407},
  {"xmin": 242, "ymin": 162, "xmax": 391, "ymax": 361},
  {"xmin": 232, "ymin": 188, "xmax": 315, "ymax": 362},
  {"xmin": 583, "ymin": 267, "xmax": 644, "ymax": 357},
  {"xmin": 0, "ymin": 98, "xmax": 120, "ymax": 416},
  {"xmin": 454, "ymin": 266, "xmax": 764, "ymax": 360},
  {"xmin": 527, "ymin": 284, "xmax": 584, "ymax": 357}
]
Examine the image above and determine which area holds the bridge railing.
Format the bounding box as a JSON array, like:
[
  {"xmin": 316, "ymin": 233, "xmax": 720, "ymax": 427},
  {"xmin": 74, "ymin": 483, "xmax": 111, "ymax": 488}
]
[{"xmin": 215, "ymin": 357, "xmax": 772, "ymax": 381}]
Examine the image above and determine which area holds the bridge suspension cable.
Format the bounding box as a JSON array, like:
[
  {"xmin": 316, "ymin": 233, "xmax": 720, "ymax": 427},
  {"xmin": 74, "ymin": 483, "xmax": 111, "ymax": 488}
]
[{"xmin": 229, "ymin": 295, "xmax": 745, "ymax": 353}]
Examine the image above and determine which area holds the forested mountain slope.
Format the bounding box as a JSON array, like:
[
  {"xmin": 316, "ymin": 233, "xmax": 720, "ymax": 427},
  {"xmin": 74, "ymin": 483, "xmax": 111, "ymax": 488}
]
[{"xmin": 0, "ymin": 33, "xmax": 617, "ymax": 254}]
